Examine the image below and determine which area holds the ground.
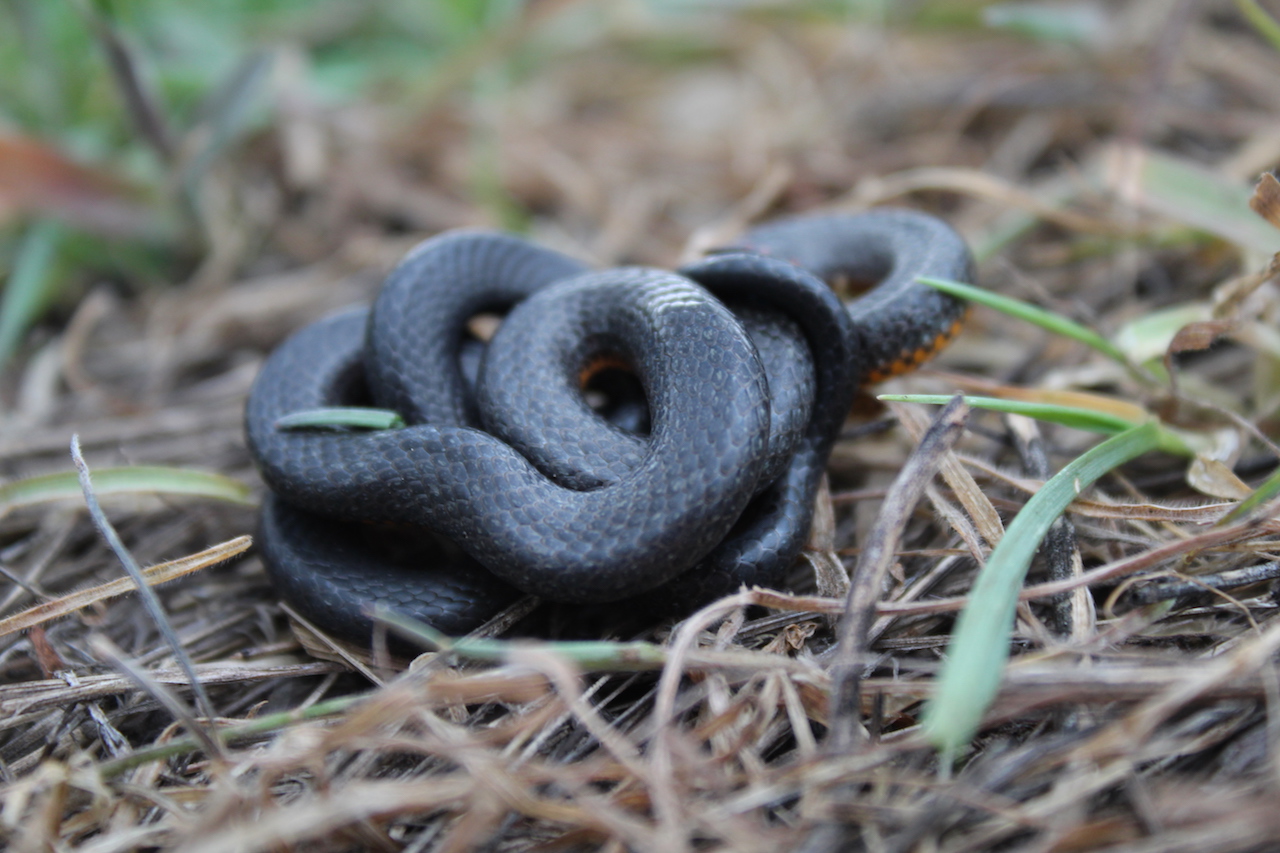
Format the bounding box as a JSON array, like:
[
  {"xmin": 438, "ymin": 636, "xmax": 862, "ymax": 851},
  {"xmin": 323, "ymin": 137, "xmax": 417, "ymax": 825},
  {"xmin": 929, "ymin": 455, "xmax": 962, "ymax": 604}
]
[{"xmin": 3, "ymin": 1, "xmax": 1280, "ymax": 851}]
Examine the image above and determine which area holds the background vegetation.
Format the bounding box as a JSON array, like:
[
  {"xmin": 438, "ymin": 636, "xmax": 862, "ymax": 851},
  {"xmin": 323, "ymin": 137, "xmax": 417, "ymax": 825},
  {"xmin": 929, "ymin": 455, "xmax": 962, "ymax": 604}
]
[{"xmin": 5, "ymin": 1, "xmax": 1280, "ymax": 850}]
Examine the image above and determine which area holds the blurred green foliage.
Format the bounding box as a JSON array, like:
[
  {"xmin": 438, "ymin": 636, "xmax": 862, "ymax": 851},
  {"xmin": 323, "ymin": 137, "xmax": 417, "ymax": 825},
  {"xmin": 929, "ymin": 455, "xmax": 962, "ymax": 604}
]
[
  {"xmin": 0, "ymin": 0, "xmax": 534, "ymax": 370},
  {"xmin": 2, "ymin": 0, "xmax": 531, "ymax": 143},
  {"xmin": 0, "ymin": 0, "xmax": 1082, "ymax": 371}
]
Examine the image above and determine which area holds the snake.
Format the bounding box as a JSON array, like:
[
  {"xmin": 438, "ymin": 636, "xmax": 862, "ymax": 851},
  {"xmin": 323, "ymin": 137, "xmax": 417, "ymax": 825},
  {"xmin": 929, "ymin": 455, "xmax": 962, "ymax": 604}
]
[{"xmin": 245, "ymin": 209, "xmax": 974, "ymax": 642}]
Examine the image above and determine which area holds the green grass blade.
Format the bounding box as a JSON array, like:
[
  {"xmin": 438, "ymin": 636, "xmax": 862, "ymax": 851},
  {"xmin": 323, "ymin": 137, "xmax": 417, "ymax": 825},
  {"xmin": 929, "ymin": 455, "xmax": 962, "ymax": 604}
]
[
  {"xmin": 918, "ymin": 276, "xmax": 1129, "ymax": 364},
  {"xmin": 374, "ymin": 606, "xmax": 669, "ymax": 672},
  {"xmin": 1236, "ymin": 0, "xmax": 1280, "ymax": 58},
  {"xmin": 97, "ymin": 691, "xmax": 368, "ymax": 779},
  {"xmin": 884, "ymin": 394, "xmax": 1195, "ymax": 457},
  {"xmin": 0, "ymin": 466, "xmax": 254, "ymax": 515},
  {"xmin": 274, "ymin": 407, "xmax": 406, "ymax": 431},
  {"xmin": 1219, "ymin": 462, "xmax": 1280, "ymax": 525},
  {"xmin": 1112, "ymin": 302, "xmax": 1212, "ymax": 365},
  {"xmin": 0, "ymin": 221, "xmax": 63, "ymax": 368},
  {"xmin": 982, "ymin": 2, "xmax": 1106, "ymax": 47},
  {"xmin": 923, "ymin": 423, "xmax": 1164, "ymax": 755},
  {"xmin": 1131, "ymin": 150, "xmax": 1280, "ymax": 255},
  {"xmin": 880, "ymin": 394, "xmax": 1143, "ymax": 436}
]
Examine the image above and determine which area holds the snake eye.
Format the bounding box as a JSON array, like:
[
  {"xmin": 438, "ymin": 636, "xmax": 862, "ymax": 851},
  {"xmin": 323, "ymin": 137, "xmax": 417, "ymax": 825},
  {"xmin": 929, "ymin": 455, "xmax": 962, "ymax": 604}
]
[{"xmin": 580, "ymin": 354, "xmax": 650, "ymax": 436}]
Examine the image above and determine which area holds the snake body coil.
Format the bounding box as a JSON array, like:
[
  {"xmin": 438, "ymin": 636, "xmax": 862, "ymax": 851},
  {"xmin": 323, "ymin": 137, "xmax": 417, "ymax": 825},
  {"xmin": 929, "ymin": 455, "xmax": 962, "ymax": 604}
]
[{"xmin": 246, "ymin": 210, "xmax": 974, "ymax": 641}]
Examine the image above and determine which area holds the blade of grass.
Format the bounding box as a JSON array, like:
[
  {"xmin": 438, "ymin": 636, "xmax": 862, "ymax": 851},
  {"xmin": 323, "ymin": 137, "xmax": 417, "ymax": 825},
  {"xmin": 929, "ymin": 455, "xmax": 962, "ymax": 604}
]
[
  {"xmin": 274, "ymin": 407, "xmax": 406, "ymax": 431},
  {"xmin": 918, "ymin": 276, "xmax": 1130, "ymax": 365},
  {"xmin": 1125, "ymin": 149, "xmax": 1280, "ymax": 256},
  {"xmin": 375, "ymin": 606, "xmax": 669, "ymax": 672},
  {"xmin": 0, "ymin": 536, "xmax": 251, "ymax": 638},
  {"xmin": 829, "ymin": 395, "xmax": 969, "ymax": 753},
  {"xmin": 920, "ymin": 378, "xmax": 1155, "ymax": 422},
  {"xmin": 0, "ymin": 220, "xmax": 62, "ymax": 368},
  {"xmin": 0, "ymin": 465, "xmax": 254, "ymax": 516},
  {"xmin": 982, "ymin": 2, "xmax": 1107, "ymax": 47},
  {"xmin": 87, "ymin": 634, "xmax": 225, "ymax": 764},
  {"xmin": 1219, "ymin": 463, "xmax": 1280, "ymax": 525},
  {"xmin": 74, "ymin": 0, "xmax": 175, "ymax": 162},
  {"xmin": 882, "ymin": 394, "xmax": 1196, "ymax": 456},
  {"xmin": 96, "ymin": 690, "xmax": 365, "ymax": 778},
  {"xmin": 923, "ymin": 422, "xmax": 1165, "ymax": 755},
  {"xmin": 70, "ymin": 436, "xmax": 219, "ymax": 730},
  {"xmin": 881, "ymin": 393, "xmax": 1141, "ymax": 435},
  {"xmin": 1113, "ymin": 302, "xmax": 1213, "ymax": 364},
  {"xmin": 1236, "ymin": 0, "xmax": 1280, "ymax": 54}
]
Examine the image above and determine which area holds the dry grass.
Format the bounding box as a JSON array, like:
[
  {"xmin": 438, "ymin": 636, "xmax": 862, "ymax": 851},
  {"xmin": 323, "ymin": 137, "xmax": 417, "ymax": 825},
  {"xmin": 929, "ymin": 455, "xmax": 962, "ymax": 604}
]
[{"xmin": 5, "ymin": 1, "xmax": 1280, "ymax": 850}]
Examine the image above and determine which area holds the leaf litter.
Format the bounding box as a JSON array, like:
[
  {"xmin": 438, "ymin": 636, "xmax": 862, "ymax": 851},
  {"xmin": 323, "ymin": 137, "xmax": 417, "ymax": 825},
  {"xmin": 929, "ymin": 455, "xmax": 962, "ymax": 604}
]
[{"xmin": 6, "ymin": 2, "xmax": 1280, "ymax": 850}]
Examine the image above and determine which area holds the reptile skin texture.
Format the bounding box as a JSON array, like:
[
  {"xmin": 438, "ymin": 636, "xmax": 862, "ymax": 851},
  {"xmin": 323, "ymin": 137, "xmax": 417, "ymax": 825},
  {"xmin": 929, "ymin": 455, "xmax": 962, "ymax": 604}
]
[{"xmin": 245, "ymin": 209, "xmax": 975, "ymax": 642}]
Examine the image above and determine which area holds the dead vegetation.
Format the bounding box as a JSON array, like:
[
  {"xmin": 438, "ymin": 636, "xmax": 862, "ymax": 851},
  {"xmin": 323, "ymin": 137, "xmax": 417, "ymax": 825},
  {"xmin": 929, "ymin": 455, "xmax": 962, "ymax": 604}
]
[{"xmin": 5, "ymin": 1, "xmax": 1280, "ymax": 850}]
